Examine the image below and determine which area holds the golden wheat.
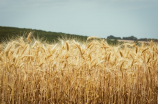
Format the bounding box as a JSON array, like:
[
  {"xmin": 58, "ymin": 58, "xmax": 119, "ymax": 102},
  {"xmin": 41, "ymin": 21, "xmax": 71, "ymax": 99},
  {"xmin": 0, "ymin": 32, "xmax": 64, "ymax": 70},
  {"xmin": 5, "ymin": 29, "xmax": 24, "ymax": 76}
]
[
  {"xmin": 0, "ymin": 34, "xmax": 158, "ymax": 103},
  {"xmin": 87, "ymin": 36, "xmax": 97, "ymax": 41}
]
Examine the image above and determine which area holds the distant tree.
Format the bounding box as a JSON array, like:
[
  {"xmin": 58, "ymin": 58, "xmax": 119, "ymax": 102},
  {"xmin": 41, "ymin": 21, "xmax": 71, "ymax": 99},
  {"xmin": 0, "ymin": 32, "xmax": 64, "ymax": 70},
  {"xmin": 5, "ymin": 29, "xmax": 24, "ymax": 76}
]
[
  {"xmin": 107, "ymin": 39, "xmax": 118, "ymax": 46},
  {"xmin": 123, "ymin": 36, "xmax": 137, "ymax": 40},
  {"xmin": 107, "ymin": 35, "xmax": 121, "ymax": 40},
  {"xmin": 113, "ymin": 39, "xmax": 118, "ymax": 45}
]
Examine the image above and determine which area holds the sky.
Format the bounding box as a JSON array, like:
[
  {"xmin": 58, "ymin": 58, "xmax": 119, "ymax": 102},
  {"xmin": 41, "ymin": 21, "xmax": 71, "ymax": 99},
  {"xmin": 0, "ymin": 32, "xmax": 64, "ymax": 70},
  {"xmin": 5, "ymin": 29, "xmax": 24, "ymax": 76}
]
[{"xmin": 0, "ymin": 0, "xmax": 158, "ymax": 39}]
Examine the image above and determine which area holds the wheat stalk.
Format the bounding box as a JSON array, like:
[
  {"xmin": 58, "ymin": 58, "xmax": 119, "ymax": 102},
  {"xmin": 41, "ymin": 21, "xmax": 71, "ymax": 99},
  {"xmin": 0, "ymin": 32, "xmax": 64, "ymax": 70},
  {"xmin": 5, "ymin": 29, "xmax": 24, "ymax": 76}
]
[{"xmin": 0, "ymin": 36, "xmax": 158, "ymax": 103}]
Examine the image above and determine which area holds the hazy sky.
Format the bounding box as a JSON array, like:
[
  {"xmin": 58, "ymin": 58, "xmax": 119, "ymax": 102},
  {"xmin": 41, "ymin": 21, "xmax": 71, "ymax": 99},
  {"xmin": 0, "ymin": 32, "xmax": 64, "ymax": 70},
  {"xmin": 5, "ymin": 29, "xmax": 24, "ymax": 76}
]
[{"xmin": 1, "ymin": 0, "xmax": 158, "ymax": 39}]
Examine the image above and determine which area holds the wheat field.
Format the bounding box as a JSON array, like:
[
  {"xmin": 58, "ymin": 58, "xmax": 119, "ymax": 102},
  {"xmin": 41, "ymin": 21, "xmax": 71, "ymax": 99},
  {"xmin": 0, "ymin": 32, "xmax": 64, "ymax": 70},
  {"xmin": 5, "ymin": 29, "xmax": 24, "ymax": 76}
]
[{"xmin": 0, "ymin": 34, "xmax": 158, "ymax": 104}]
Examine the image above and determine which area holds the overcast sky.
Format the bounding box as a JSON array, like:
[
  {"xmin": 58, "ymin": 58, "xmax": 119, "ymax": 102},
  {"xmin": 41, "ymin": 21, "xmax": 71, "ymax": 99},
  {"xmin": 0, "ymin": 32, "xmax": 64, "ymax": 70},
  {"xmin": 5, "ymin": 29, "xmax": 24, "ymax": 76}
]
[{"xmin": 1, "ymin": 0, "xmax": 158, "ymax": 39}]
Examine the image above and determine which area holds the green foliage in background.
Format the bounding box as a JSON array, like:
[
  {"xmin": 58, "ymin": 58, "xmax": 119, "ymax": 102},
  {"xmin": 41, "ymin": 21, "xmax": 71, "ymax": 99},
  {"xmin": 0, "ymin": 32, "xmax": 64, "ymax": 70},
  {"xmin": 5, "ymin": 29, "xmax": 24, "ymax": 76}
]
[
  {"xmin": 107, "ymin": 39, "xmax": 119, "ymax": 46},
  {"xmin": 0, "ymin": 26, "xmax": 88, "ymax": 43}
]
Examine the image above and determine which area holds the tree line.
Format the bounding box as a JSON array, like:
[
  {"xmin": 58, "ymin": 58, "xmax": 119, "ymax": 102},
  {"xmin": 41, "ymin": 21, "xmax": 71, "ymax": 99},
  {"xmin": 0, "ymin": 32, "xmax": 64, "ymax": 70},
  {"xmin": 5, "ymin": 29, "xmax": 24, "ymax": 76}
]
[
  {"xmin": 1, "ymin": 26, "xmax": 157, "ymax": 46},
  {"xmin": 0, "ymin": 26, "xmax": 88, "ymax": 43},
  {"xmin": 107, "ymin": 35, "xmax": 158, "ymax": 42}
]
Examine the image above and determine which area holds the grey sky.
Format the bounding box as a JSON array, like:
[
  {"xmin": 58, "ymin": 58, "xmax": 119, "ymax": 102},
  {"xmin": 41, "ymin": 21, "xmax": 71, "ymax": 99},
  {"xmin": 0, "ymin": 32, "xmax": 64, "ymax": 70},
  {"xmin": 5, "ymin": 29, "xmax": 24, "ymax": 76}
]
[{"xmin": 0, "ymin": 0, "xmax": 158, "ymax": 39}]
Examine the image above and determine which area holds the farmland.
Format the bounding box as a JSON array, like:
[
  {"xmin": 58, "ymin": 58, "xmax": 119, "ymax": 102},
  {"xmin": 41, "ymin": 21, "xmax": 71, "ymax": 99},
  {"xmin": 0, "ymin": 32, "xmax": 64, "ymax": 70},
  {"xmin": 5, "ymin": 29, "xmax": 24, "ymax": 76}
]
[{"xmin": 0, "ymin": 33, "xmax": 158, "ymax": 103}]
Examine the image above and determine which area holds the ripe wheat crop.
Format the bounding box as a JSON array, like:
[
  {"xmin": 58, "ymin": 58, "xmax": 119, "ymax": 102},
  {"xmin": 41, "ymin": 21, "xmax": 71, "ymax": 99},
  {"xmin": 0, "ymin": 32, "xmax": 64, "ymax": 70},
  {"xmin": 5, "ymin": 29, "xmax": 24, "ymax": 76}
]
[{"xmin": 0, "ymin": 34, "xmax": 158, "ymax": 104}]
